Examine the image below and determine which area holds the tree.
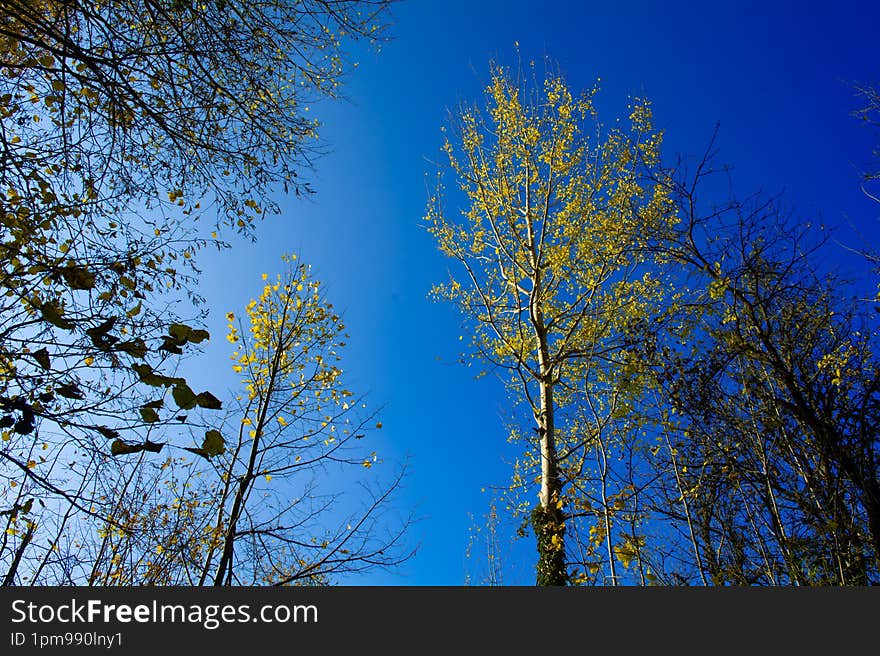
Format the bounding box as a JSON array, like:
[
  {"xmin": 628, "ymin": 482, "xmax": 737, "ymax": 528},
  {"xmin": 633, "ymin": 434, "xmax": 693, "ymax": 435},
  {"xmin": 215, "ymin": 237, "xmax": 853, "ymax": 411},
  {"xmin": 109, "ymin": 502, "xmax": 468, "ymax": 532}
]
[
  {"xmin": 11, "ymin": 258, "xmax": 411, "ymax": 585},
  {"xmin": 201, "ymin": 257, "xmax": 410, "ymax": 585},
  {"xmin": 427, "ymin": 61, "xmax": 676, "ymax": 585},
  {"xmin": 853, "ymin": 82, "xmax": 880, "ymax": 188},
  {"xmin": 0, "ymin": 0, "xmax": 393, "ymax": 584},
  {"xmin": 640, "ymin": 143, "xmax": 880, "ymax": 584},
  {"xmin": 850, "ymin": 82, "xmax": 880, "ymax": 298}
]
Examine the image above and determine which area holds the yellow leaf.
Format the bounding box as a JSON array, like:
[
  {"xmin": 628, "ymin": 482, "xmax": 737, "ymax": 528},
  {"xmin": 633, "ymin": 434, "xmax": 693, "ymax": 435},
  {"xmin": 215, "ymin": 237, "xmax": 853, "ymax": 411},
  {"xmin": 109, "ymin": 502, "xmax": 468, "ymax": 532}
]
[{"xmin": 84, "ymin": 356, "xmax": 94, "ymax": 366}]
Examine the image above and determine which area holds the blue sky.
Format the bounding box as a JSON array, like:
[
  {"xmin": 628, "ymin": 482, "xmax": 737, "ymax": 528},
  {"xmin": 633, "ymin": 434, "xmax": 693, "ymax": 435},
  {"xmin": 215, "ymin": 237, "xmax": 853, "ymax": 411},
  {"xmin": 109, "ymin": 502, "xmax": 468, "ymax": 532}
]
[{"xmin": 189, "ymin": 1, "xmax": 879, "ymax": 584}]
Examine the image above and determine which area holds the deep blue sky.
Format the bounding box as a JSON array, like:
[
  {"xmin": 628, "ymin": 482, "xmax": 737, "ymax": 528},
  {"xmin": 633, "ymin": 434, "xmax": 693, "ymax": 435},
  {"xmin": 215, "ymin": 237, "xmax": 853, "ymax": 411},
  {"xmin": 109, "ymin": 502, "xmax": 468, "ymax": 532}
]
[{"xmin": 190, "ymin": 1, "xmax": 879, "ymax": 584}]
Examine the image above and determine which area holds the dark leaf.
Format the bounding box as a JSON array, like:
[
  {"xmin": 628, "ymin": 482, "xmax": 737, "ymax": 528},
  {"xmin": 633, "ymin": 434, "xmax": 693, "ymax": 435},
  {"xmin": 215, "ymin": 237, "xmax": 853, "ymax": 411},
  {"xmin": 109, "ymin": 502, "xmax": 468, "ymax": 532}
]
[
  {"xmin": 56, "ymin": 383, "xmax": 85, "ymax": 400},
  {"xmin": 14, "ymin": 415, "xmax": 35, "ymax": 435},
  {"xmin": 117, "ymin": 338, "xmax": 148, "ymax": 359},
  {"xmin": 172, "ymin": 384, "xmax": 197, "ymax": 410},
  {"xmin": 39, "ymin": 301, "xmax": 74, "ymax": 330},
  {"xmin": 132, "ymin": 363, "xmax": 170, "ymax": 387},
  {"xmin": 31, "ymin": 348, "xmax": 50, "ymax": 370},
  {"xmin": 202, "ymin": 429, "xmax": 225, "ymax": 456},
  {"xmin": 85, "ymin": 317, "xmax": 116, "ymax": 339},
  {"xmin": 139, "ymin": 406, "xmax": 160, "ymax": 423},
  {"xmin": 158, "ymin": 337, "xmax": 183, "ymax": 354},
  {"xmin": 168, "ymin": 323, "xmax": 192, "ymax": 341},
  {"xmin": 185, "ymin": 429, "xmax": 225, "ymax": 460},
  {"xmin": 142, "ymin": 440, "xmax": 164, "ymax": 453},
  {"xmin": 110, "ymin": 439, "xmax": 143, "ymax": 456},
  {"xmin": 94, "ymin": 425, "xmax": 120, "ymax": 439},
  {"xmin": 60, "ymin": 263, "xmax": 96, "ymax": 290},
  {"xmin": 188, "ymin": 329, "xmax": 209, "ymax": 344},
  {"xmin": 195, "ymin": 391, "xmax": 222, "ymax": 410}
]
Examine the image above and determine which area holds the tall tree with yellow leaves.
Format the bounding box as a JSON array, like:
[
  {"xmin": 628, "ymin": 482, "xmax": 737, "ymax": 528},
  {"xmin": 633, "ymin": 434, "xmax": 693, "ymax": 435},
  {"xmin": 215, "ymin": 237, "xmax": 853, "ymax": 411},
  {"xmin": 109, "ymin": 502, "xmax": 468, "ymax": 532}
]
[{"xmin": 428, "ymin": 61, "xmax": 676, "ymax": 585}]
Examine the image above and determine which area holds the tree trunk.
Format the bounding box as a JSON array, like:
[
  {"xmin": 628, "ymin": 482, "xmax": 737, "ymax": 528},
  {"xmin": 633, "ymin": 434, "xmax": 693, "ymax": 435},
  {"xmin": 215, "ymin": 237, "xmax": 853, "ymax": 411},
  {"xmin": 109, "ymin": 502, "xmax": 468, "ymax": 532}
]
[
  {"xmin": 212, "ymin": 473, "xmax": 250, "ymax": 586},
  {"xmin": 532, "ymin": 364, "xmax": 566, "ymax": 586},
  {"xmin": 3, "ymin": 522, "xmax": 34, "ymax": 586},
  {"xmin": 861, "ymin": 477, "xmax": 880, "ymax": 573}
]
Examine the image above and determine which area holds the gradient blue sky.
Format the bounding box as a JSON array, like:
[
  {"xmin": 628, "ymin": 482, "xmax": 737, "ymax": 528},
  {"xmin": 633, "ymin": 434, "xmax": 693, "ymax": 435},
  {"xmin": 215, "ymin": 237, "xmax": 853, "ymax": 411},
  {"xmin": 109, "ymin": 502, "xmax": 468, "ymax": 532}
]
[{"xmin": 189, "ymin": 1, "xmax": 879, "ymax": 584}]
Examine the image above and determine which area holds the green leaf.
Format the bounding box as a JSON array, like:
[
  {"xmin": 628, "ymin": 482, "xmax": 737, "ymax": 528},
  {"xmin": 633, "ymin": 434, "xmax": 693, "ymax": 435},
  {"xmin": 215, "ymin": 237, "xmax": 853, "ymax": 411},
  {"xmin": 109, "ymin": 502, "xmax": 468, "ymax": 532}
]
[
  {"xmin": 132, "ymin": 363, "xmax": 170, "ymax": 387},
  {"xmin": 168, "ymin": 323, "xmax": 192, "ymax": 341},
  {"xmin": 202, "ymin": 429, "xmax": 225, "ymax": 456},
  {"xmin": 142, "ymin": 398, "xmax": 164, "ymax": 409},
  {"xmin": 142, "ymin": 440, "xmax": 164, "ymax": 453},
  {"xmin": 126, "ymin": 301, "xmax": 142, "ymax": 318},
  {"xmin": 188, "ymin": 329, "xmax": 209, "ymax": 344},
  {"xmin": 139, "ymin": 406, "xmax": 160, "ymax": 423},
  {"xmin": 60, "ymin": 263, "xmax": 96, "ymax": 290},
  {"xmin": 164, "ymin": 324, "xmax": 208, "ymax": 349},
  {"xmin": 117, "ymin": 338, "xmax": 147, "ymax": 359},
  {"xmin": 172, "ymin": 384, "xmax": 197, "ymax": 410},
  {"xmin": 195, "ymin": 391, "xmax": 223, "ymax": 410},
  {"xmin": 39, "ymin": 300, "xmax": 74, "ymax": 330},
  {"xmin": 185, "ymin": 429, "xmax": 225, "ymax": 460},
  {"xmin": 31, "ymin": 348, "xmax": 50, "ymax": 370}
]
